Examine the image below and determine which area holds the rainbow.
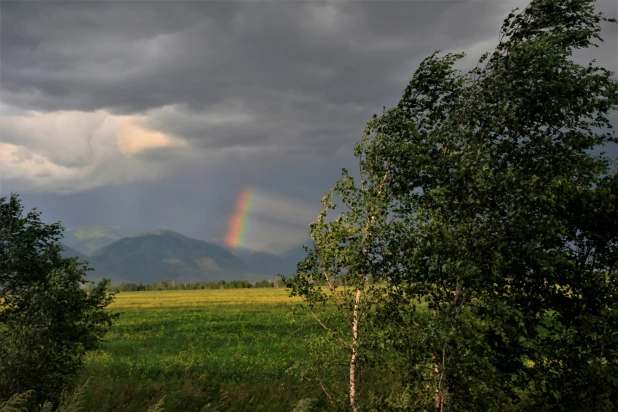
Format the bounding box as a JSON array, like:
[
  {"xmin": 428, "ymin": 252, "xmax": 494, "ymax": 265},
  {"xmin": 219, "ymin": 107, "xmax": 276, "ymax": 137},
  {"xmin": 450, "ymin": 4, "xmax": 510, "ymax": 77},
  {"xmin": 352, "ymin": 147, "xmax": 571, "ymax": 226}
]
[{"xmin": 225, "ymin": 188, "xmax": 256, "ymax": 248}]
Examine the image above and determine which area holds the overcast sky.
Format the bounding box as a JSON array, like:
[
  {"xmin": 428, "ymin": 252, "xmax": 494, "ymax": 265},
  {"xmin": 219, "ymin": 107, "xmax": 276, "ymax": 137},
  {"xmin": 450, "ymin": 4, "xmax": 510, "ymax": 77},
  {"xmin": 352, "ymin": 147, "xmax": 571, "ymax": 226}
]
[{"xmin": 1, "ymin": 0, "xmax": 617, "ymax": 254}]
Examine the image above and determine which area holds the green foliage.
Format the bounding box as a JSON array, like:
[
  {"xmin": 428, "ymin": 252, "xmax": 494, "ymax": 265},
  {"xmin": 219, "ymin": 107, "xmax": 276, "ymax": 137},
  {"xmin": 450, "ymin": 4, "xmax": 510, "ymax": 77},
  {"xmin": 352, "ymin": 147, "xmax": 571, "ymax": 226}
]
[
  {"xmin": 284, "ymin": 0, "xmax": 618, "ymax": 410},
  {"xmin": 0, "ymin": 391, "xmax": 34, "ymax": 412},
  {"xmin": 39, "ymin": 378, "xmax": 91, "ymax": 412},
  {"xmin": 0, "ymin": 194, "xmax": 119, "ymax": 409},
  {"xmin": 292, "ymin": 398, "xmax": 319, "ymax": 412},
  {"xmin": 0, "ymin": 379, "xmax": 162, "ymax": 412},
  {"xmin": 145, "ymin": 396, "xmax": 165, "ymax": 412}
]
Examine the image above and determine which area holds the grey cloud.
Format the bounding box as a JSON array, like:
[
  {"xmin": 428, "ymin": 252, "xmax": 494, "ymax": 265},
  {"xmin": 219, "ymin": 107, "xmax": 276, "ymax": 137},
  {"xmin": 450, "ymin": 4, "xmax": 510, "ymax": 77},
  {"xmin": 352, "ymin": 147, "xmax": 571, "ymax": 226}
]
[
  {"xmin": 131, "ymin": 145, "xmax": 192, "ymax": 163},
  {"xmin": 7, "ymin": 146, "xmax": 33, "ymax": 163},
  {"xmin": 143, "ymin": 92, "xmax": 366, "ymax": 155},
  {"xmin": 2, "ymin": 0, "xmax": 616, "ymax": 252},
  {"xmin": 1, "ymin": 119, "xmax": 96, "ymax": 168},
  {"xmin": 4, "ymin": 0, "xmax": 614, "ymax": 157},
  {"xmin": 2, "ymin": 1, "xmax": 529, "ymax": 114}
]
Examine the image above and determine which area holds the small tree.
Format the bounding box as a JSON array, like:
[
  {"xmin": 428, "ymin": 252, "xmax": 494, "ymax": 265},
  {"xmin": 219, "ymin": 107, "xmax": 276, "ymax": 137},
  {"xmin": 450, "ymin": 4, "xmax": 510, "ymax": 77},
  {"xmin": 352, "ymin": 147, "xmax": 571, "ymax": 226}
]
[
  {"xmin": 285, "ymin": 0, "xmax": 618, "ymax": 410},
  {"xmin": 0, "ymin": 194, "xmax": 118, "ymax": 409},
  {"xmin": 283, "ymin": 165, "xmax": 376, "ymax": 410}
]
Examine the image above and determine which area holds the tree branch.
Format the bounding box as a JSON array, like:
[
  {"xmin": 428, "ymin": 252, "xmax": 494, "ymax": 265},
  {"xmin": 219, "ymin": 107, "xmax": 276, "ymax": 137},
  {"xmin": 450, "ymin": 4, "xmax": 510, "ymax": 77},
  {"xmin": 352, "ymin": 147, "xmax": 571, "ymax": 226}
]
[
  {"xmin": 307, "ymin": 306, "xmax": 351, "ymax": 348},
  {"xmin": 319, "ymin": 379, "xmax": 338, "ymax": 409}
]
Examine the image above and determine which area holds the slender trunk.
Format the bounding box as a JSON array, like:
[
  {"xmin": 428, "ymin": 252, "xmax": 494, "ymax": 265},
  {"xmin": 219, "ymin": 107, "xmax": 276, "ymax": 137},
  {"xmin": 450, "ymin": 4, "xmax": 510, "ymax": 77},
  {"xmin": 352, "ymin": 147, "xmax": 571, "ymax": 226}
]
[
  {"xmin": 434, "ymin": 344, "xmax": 447, "ymax": 411},
  {"xmin": 350, "ymin": 288, "xmax": 362, "ymax": 412},
  {"xmin": 440, "ymin": 344, "xmax": 446, "ymax": 412},
  {"xmin": 435, "ymin": 277, "xmax": 462, "ymax": 411},
  {"xmin": 433, "ymin": 309, "xmax": 440, "ymax": 410},
  {"xmin": 434, "ymin": 362, "xmax": 440, "ymax": 410},
  {"xmin": 432, "ymin": 310, "xmax": 449, "ymax": 411},
  {"xmin": 454, "ymin": 276, "xmax": 463, "ymax": 306}
]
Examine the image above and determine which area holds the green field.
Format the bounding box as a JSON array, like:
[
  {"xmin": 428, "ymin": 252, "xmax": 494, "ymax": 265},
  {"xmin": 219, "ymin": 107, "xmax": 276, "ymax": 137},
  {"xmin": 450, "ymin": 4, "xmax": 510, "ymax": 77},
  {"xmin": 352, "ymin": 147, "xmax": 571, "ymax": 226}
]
[{"xmin": 78, "ymin": 289, "xmax": 327, "ymax": 412}]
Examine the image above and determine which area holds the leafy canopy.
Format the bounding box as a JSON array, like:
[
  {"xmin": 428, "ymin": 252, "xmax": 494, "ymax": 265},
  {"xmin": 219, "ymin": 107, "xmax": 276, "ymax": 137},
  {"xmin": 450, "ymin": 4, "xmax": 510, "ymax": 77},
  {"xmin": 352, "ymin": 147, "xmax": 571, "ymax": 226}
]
[
  {"xmin": 0, "ymin": 194, "xmax": 119, "ymax": 409},
  {"xmin": 284, "ymin": 0, "xmax": 618, "ymax": 410}
]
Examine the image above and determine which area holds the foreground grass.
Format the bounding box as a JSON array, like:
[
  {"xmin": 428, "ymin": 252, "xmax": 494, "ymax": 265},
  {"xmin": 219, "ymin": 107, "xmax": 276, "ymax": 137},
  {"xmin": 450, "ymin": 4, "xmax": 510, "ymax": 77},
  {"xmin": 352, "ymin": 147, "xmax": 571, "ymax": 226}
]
[{"xmin": 78, "ymin": 289, "xmax": 327, "ymax": 412}]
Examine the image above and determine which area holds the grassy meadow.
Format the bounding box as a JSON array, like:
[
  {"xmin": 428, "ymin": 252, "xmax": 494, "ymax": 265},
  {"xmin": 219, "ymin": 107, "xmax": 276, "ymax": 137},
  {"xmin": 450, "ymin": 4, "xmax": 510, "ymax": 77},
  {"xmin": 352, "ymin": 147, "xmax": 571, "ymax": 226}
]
[{"xmin": 77, "ymin": 289, "xmax": 328, "ymax": 412}]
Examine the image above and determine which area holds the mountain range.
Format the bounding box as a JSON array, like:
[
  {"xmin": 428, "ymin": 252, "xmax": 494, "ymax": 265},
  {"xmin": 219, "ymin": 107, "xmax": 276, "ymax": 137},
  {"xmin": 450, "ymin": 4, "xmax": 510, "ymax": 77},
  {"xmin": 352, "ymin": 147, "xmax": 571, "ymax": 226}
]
[
  {"xmin": 59, "ymin": 225, "xmax": 309, "ymax": 285},
  {"xmin": 62, "ymin": 225, "xmax": 130, "ymax": 255}
]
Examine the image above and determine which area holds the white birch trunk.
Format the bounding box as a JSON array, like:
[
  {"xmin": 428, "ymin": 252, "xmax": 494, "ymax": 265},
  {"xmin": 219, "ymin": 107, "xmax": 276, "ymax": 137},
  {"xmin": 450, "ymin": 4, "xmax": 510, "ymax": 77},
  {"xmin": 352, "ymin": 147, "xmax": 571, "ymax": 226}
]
[{"xmin": 349, "ymin": 288, "xmax": 362, "ymax": 412}]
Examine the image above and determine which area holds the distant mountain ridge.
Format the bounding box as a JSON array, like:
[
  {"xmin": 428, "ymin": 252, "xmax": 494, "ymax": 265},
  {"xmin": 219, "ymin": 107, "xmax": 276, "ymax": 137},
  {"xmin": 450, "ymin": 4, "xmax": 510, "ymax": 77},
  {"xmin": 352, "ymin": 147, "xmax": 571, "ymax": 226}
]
[
  {"xmin": 60, "ymin": 225, "xmax": 310, "ymax": 284},
  {"xmin": 90, "ymin": 229, "xmax": 248, "ymax": 284},
  {"xmin": 62, "ymin": 225, "xmax": 130, "ymax": 255},
  {"xmin": 245, "ymin": 244, "xmax": 309, "ymax": 279},
  {"xmin": 58, "ymin": 243, "xmax": 128, "ymax": 284}
]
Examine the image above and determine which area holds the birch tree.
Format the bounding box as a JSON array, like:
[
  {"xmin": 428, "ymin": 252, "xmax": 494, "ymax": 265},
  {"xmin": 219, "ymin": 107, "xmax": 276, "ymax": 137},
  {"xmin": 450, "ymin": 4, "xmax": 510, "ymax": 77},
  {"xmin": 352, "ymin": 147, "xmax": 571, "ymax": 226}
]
[{"xmin": 285, "ymin": 0, "xmax": 618, "ymax": 410}]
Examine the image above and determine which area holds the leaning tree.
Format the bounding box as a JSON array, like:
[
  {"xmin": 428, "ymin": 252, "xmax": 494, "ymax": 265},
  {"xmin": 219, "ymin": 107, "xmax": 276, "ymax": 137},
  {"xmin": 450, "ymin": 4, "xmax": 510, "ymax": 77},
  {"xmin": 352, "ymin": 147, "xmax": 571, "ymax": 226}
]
[{"xmin": 284, "ymin": 0, "xmax": 618, "ymax": 410}]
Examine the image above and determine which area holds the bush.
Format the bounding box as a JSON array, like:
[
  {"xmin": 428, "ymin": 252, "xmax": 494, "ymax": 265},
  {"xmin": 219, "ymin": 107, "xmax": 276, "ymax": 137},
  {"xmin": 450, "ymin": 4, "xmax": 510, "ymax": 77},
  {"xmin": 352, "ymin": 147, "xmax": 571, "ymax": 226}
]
[{"xmin": 0, "ymin": 194, "xmax": 119, "ymax": 409}]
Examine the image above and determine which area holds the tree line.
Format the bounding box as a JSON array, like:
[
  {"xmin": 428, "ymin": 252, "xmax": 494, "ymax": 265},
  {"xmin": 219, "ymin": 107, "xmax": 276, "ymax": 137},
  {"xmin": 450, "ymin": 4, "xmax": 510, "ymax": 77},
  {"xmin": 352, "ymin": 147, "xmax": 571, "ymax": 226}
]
[{"xmin": 107, "ymin": 279, "xmax": 286, "ymax": 292}]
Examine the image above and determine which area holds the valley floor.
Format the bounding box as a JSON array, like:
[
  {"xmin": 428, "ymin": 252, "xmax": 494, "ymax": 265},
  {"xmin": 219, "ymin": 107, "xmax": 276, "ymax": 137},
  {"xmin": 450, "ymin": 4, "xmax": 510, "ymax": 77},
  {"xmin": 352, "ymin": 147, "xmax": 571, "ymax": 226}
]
[{"xmin": 79, "ymin": 289, "xmax": 327, "ymax": 412}]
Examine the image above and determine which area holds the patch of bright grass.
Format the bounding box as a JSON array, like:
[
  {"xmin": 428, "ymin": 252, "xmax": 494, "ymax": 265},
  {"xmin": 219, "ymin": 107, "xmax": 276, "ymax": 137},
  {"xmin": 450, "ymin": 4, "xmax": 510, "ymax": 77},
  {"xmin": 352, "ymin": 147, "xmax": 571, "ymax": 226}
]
[{"xmin": 79, "ymin": 289, "xmax": 327, "ymax": 412}]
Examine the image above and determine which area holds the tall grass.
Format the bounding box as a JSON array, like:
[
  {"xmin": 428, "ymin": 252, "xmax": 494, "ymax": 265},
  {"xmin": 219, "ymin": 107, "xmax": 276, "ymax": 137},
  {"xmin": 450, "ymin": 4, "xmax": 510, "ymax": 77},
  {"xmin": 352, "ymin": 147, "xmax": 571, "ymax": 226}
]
[{"xmin": 77, "ymin": 289, "xmax": 328, "ymax": 411}]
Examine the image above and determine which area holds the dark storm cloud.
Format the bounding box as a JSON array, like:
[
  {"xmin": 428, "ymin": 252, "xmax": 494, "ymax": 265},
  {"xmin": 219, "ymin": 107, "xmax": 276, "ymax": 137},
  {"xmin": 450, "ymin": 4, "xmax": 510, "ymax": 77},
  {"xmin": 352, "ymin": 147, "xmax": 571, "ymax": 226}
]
[
  {"xmin": 4, "ymin": 0, "xmax": 615, "ymax": 111},
  {"xmin": 5, "ymin": 0, "xmax": 614, "ymax": 157},
  {"xmin": 1, "ymin": 1, "xmax": 525, "ymax": 114},
  {"xmin": 2, "ymin": 0, "xmax": 616, "ymax": 252}
]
